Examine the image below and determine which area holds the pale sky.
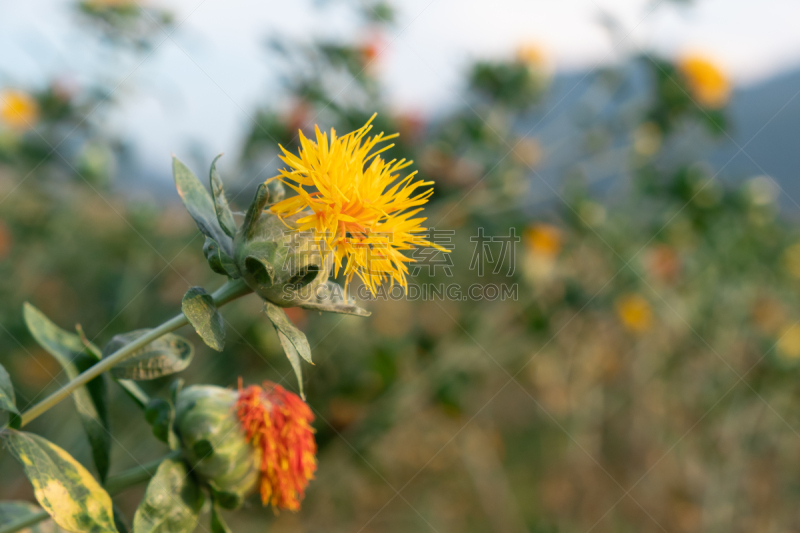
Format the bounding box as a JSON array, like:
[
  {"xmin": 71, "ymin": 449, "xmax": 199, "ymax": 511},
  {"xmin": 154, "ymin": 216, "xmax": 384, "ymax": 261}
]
[{"xmin": 2, "ymin": 0, "xmax": 799, "ymax": 175}]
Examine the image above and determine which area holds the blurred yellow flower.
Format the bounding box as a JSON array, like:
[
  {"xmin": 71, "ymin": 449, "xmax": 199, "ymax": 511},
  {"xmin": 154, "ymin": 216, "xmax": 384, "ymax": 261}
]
[
  {"xmin": 777, "ymin": 324, "xmax": 800, "ymax": 360},
  {"xmin": 524, "ymin": 224, "xmax": 562, "ymax": 257},
  {"xmin": 516, "ymin": 43, "xmax": 547, "ymax": 69},
  {"xmin": 783, "ymin": 243, "xmax": 800, "ymax": 278},
  {"xmin": 269, "ymin": 114, "xmax": 446, "ymax": 294},
  {"xmin": 616, "ymin": 294, "xmax": 653, "ymax": 333},
  {"xmin": 0, "ymin": 90, "xmax": 39, "ymax": 131},
  {"xmin": 677, "ymin": 55, "xmax": 731, "ymax": 109}
]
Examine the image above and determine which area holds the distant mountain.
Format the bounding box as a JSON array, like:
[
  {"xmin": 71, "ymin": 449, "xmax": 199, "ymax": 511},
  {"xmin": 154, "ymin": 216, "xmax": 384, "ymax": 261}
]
[
  {"xmin": 712, "ymin": 68, "xmax": 800, "ymax": 210},
  {"xmin": 522, "ymin": 66, "xmax": 800, "ymax": 212}
]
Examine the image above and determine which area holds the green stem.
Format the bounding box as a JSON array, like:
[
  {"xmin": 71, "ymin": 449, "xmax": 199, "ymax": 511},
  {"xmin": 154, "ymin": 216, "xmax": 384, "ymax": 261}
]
[
  {"xmin": 0, "ymin": 451, "xmax": 183, "ymax": 533},
  {"xmin": 105, "ymin": 449, "xmax": 184, "ymax": 495},
  {"xmin": 19, "ymin": 278, "xmax": 252, "ymax": 427},
  {"xmin": 0, "ymin": 510, "xmax": 49, "ymax": 533}
]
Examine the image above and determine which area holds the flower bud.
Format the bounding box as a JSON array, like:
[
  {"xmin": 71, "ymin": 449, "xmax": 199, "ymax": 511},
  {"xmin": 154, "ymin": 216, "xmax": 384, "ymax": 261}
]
[
  {"xmin": 174, "ymin": 385, "xmax": 260, "ymax": 508},
  {"xmin": 174, "ymin": 381, "xmax": 317, "ymax": 511}
]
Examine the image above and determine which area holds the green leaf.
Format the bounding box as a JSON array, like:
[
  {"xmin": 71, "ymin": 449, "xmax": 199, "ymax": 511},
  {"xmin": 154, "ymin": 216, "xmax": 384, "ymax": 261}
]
[
  {"xmin": 0, "ymin": 362, "xmax": 20, "ymax": 428},
  {"xmin": 297, "ymin": 281, "xmax": 371, "ymax": 317},
  {"xmin": 102, "ymin": 330, "xmax": 194, "ymax": 381},
  {"xmin": 181, "ymin": 287, "xmax": 225, "ymax": 352},
  {"xmin": 263, "ymin": 301, "xmax": 312, "ymax": 398},
  {"xmin": 114, "ymin": 379, "xmax": 150, "ymax": 410},
  {"xmin": 203, "ymin": 237, "xmax": 239, "ymax": 279},
  {"xmin": 0, "ymin": 501, "xmax": 59, "ymax": 533},
  {"xmin": 169, "ymin": 379, "xmax": 184, "ymax": 405},
  {"xmin": 112, "ymin": 506, "xmax": 130, "ymax": 533},
  {"xmin": 210, "ymin": 503, "xmax": 231, "ymax": 533},
  {"xmin": 266, "ymin": 178, "xmax": 285, "ymax": 203},
  {"xmin": 172, "ymin": 156, "xmax": 233, "ymax": 256},
  {"xmin": 240, "ymin": 182, "xmax": 270, "ymax": 240},
  {"xmin": 144, "ymin": 399, "xmax": 178, "ymax": 449},
  {"xmin": 132, "ymin": 458, "xmax": 204, "ymax": 533},
  {"xmin": 144, "ymin": 399, "xmax": 172, "ymax": 444},
  {"xmin": 2, "ymin": 430, "xmax": 118, "ymax": 533},
  {"xmin": 209, "ymin": 154, "xmax": 237, "ymax": 239},
  {"xmin": 23, "ymin": 303, "xmax": 111, "ymax": 482}
]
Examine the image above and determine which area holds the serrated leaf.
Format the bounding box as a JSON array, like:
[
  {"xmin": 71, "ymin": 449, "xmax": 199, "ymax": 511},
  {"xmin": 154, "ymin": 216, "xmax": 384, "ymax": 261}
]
[
  {"xmin": 0, "ymin": 501, "xmax": 60, "ymax": 533},
  {"xmin": 263, "ymin": 301, "xmax": 312, "ymax": 398},
  {"xmin": 102, "ymin": 330, "xmax": 194, "ymax": 381},
  {"xmin": 210, "ymin": 503, "xmax": 231, "ymax": 533},
  {"xmin": 172, "ymin": 156, "xmax": 233, "ymax": 256},
  {"xmin": 23, "ymin": 303, "xmax": 111, "ymax": 482},
  {"xmin": 181, "ymin": 287, "xmax": 225, "ymax": 352},
  {"xmin": 0, "ymin": 362, "xmax": 20, "ymax": 428},
  {"xmin": 2, "ymin": 430, "xmax": 118, "ymax": 533},
  {"xmin": 133, "ymin": 458, "xmax": 204, "ymax": 533},
  {"xmin": 209, "ymin": 154, "xmax": 237, "ymax": 239}
]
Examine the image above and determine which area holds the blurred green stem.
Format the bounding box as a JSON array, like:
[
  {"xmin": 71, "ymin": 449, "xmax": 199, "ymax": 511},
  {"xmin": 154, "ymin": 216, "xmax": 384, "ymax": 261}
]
[
  {"xmin": 19, "ymin": 278, "xmax": 252, "ymax": 427},
  {"xmin": 0, "ymin": 510, "xmax": 49, "ymax": 533},
  {"xmin": 104, "ymin": 449, "xmax": 184, "ymax": 495},
  {"xmin": 0, "ymin": 450, "xmax": 183, "ymax": 533}
]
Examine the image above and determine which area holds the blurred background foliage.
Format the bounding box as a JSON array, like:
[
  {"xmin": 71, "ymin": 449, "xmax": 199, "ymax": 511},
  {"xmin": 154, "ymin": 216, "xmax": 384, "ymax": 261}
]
[{"xmin": 3, "ymin": 0, "xmax": 800, "ymax": 532}]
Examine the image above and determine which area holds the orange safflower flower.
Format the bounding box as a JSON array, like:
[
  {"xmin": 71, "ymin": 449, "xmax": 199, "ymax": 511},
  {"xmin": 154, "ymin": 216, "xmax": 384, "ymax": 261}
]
[{"xmin": 236, "ymin": 380, "xmax": 317, "ymax": 511}]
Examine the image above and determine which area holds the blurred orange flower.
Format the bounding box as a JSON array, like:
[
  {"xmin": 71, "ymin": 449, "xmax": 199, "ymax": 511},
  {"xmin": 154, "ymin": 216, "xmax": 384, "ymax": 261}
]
[
  {"xmin": 513, "ymin": 137, "xmax": 543, "ymax": 168},
  {"xmin": 0, "ymin": 90, "xmax": 39, "ymax": 131},
  {"xmin": 752, "ymin": 297, "xmax": 787, "ymax": 336},
  {"xmin": 360, "ymin": 33, "xmax": 386, "ymax": 69},
  {"xmin": 524, "ymin": 224, "xmax": 562, "ymax": 258},
  {"xmin": 677, "ymin": 55, "xmax": 731, "ymax": 109},
  {"xmin": 646, "ymin": 244, "xmax": 680, "ymax": 284},
  {"xmin": 616, "ymin": 293, "xmax": 653, "ymax": 333},
  {"xmin": 236, "ymin": 380, "xmax": 317, "ymax": 511}
]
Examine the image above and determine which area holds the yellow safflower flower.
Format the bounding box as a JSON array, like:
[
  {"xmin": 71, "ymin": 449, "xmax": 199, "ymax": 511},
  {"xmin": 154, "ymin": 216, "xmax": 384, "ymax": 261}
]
[
  {"xmin": 616, "ymin": 294, "xmax": 653, "ymax": 333},
  {"xmin": 0, "ymin": 90, "xmax": 39, "ymax": 131},
  {"xmin": 269, "ymin": 114, "xmax": 446, "ymax": 294},
  {"xmin": 677, "ymin": 55, "xmax": 731, "ymax": 109}
]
